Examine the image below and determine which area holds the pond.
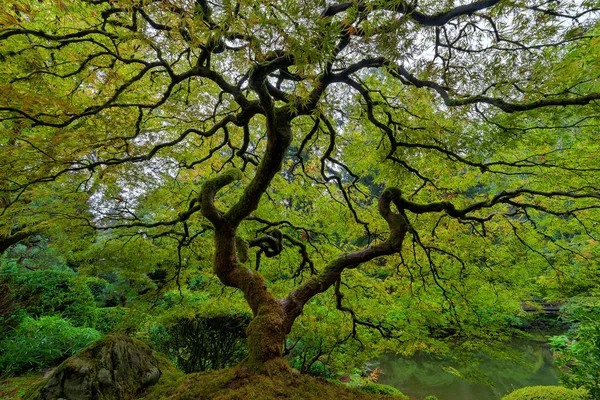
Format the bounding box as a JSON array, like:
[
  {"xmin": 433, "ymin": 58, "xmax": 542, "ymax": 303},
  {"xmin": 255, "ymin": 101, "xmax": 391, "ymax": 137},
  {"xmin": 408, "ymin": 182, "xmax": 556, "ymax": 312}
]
[{"xmin": 377, "ymin": 339, "xmax": 560, "ymax": 400}]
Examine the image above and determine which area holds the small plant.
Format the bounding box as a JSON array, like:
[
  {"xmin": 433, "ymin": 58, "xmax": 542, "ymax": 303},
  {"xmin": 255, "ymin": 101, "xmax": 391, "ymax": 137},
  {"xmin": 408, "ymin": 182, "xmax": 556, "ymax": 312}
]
[
  {"xmin": 368, "ymin": 367, "xmax": 382, "ymax": 382},
  {"xmin": 0, "ymin": 316, "xmax": 101, "ymax": 376}
]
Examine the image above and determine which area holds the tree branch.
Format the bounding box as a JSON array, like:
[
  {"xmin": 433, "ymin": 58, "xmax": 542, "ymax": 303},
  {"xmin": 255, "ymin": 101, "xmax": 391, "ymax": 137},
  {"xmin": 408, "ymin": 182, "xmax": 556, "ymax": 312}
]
[{"xmin": 283, "ymin": 187, "xmax": 409, "ymax": 323}]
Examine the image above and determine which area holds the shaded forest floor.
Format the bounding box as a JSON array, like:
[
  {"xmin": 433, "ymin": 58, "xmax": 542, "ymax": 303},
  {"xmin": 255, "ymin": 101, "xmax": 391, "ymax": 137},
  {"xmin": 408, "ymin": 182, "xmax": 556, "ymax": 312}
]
[
  {"xmin": 1, "ymin": 367, "xmax": 409, "ymax": 400},
  {"xmin": 139, "ymin": 365, "xmax": 409, "ymax": 400},
  {"xmin": 0, "ymin": 372, "xmax": 45, "ymax": 399}
]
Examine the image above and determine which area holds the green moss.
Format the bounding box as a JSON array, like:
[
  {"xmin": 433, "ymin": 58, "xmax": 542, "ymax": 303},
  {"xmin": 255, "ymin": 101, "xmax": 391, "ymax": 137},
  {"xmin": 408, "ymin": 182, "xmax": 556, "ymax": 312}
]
[
  {"xmin": 203, "ymin": 169, "xmax": 242, "ymax": 194},
  {"xmin": 244, "ymin": 300, "xmax": 288, "ymax": 373},
  {"xmin": 358, "ymin": 382, "xmax": 408, "ymax": 398},
  {"xmin": 501, "ymin": 385, "xmax": 588, "ymax": 400},
  {"xmin": 235, "ymin": 237, "xmax": 249, "ymax": 263},
  {"xmin": 140, "ymin": 367, "xmax": 408, "ymax": 400},
  {"xmin": 23, "ymin": 334, "xmax": 172, "ymax": 400},
  {"xmin": 0, "ymin": 373, "xmax": 45, "ymax": 400}
]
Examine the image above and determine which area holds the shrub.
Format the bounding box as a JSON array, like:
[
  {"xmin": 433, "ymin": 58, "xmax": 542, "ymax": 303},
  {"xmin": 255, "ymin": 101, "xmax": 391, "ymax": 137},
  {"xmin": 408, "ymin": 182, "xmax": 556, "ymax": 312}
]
[
  {"xmin": 551, "ymin": 297, "xmax": 600, "ymax": 399},
  {"xmin": 284, "ymin": 337, "xmax": 334, "ymax": 377},
  {"xmin": 149, "ymin": 313, "xmax": 251, "ymax": 373},
  {"xmin": 0, "ymin": 315, "xmax": 101, "ymax": 376},
  {"xmin": 95, "ymin": 306, "xmax": 127, "ymax": 333},
  {"xmin": 0, "ymin": 262, "xmax": 98, "ymax": 327},
  {"xmin": 358, "ymin": 382, "xmax": 408, "ymax": 398},
  {"xmin": 0, "ymin": 282, "xmax": 23, "ymax": 337},
  {"xmin": 83, "ymin": 276, "xmax": 110, "ymax": 303},
  {"xmin": 501, "ymin": 386, "xmax": 587, "ymax": 400}
]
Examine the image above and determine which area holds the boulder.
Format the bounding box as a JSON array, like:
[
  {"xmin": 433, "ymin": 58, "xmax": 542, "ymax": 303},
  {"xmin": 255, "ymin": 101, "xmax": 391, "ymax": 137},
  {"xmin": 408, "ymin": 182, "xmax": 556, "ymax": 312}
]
[{"xmin": 24, "ymin": 334, "xmax": 164, "ymax": 400}]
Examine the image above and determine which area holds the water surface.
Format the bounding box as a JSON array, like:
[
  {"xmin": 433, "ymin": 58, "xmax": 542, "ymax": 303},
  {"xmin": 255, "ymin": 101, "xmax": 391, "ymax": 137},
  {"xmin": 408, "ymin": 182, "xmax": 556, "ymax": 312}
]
[{"xmin": 378, "ymin": 340, "xmax": 559, "ymax": 400}]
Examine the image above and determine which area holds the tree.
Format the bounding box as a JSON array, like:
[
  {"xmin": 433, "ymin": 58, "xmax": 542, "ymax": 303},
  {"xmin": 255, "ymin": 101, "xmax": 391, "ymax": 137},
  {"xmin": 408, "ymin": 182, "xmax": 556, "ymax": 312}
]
[{"xmin": 1, "ymin": 0, "xmax": 600, "ymax": 372}]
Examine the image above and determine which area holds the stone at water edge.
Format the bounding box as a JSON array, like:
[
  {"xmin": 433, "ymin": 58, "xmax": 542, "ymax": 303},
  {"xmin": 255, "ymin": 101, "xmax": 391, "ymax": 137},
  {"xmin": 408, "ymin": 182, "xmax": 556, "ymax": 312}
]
[{"xmin": 24, "ymin": 334, "xmax": 166, "ymax": 400}]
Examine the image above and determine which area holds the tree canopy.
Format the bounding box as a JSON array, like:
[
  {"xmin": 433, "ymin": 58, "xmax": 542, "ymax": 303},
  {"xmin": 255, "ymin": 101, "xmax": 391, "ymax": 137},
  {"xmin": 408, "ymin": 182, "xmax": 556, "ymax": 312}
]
[{"xmin": 1, "ymin": 0, "xmax": 600, "ymax": 372}]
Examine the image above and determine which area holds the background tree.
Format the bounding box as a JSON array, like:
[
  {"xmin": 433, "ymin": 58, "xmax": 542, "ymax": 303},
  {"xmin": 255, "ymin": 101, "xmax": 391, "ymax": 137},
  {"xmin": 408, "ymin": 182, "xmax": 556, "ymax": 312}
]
[{"xmin": 1, "ymin": 0, "xmax": 600, "ymax": 372}]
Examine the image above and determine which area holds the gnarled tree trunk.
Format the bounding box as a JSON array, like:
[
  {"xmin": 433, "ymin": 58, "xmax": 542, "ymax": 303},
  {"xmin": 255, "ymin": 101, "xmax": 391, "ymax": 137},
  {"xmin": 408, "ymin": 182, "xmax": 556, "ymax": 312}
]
[
  {"xmin": 245, "ymin": 299, "xmax": 290, "ymax": 372},
  {"xmin": 206, "ymin": 171, "xmax": 409, "ymax": 372},
  {"xmin": 196, "ymin": 85, "xmax": 412, "ymax": 372}
]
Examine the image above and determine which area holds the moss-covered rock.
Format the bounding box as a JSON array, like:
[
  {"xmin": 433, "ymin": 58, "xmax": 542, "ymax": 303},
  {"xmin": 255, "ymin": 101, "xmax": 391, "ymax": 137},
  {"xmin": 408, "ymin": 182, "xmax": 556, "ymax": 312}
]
[
  {"xmin": 140, "ymin": 366, "xmax": 408, "ymax": 400},
  {"xmin": 501, "ymin": 385, "xmax": 588, "ymax": 400},
  {"xmin": 23, "ymin": 334, "xmax": 173, "ymax": 400},
  {"xmin": 357, "ymin": 382, "xmax": 408, "ymax": 397}
]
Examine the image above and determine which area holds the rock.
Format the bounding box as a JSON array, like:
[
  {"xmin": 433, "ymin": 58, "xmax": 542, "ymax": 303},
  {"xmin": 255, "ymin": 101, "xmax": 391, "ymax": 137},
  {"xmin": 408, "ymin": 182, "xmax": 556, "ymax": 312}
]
[{"xmin": 24, "ymin": 335, "xmax": 164, "ymax": 400}]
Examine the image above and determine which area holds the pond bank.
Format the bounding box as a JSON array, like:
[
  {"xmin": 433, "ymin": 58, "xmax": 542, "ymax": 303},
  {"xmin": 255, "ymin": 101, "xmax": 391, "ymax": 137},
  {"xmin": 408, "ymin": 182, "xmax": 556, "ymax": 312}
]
[{"xmin": 377, "ymin": 338, "xmax": 560, "ymax": 400}]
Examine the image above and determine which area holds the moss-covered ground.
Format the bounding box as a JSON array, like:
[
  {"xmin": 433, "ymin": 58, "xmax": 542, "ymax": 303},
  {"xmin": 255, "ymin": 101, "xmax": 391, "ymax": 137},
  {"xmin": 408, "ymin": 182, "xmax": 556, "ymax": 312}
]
[
  {"xmin": 0, "ymin": 373, "xmax": 46, "ymax": 400},
  {"xmin": 2, "ymin": 365, "xmax": 408, "ymax": 400},
  {"xmin": 139, "ymin": 366, "xmax": 408, "ymax": 400}
]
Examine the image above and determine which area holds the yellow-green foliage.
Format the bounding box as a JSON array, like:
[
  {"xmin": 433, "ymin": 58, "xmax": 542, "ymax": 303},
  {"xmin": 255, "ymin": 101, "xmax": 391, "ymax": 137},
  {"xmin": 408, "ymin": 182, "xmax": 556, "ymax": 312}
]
[
  {"xmin": 141, "ymin": 367, "xmax": 408, "ymax": 400},
  {"xmin": 501, "ymin": 386, "xmax": 588, "ymax": 400}
]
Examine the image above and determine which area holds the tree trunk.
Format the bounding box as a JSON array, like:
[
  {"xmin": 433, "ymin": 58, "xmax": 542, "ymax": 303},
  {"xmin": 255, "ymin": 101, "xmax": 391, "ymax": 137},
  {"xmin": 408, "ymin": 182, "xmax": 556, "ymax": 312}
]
[
  {"xmin": 211, "ymin": 226, "xmax": 292, "ymax": 373},
  {"xmin": 245, "ymin": 298, "xmax": 291, "ymax": 373},
  {"xmin": 206, "ymin": 175, "xmax": 410, "ymax": 374},
  {"xmin": 203, "ymin": 110, "xmax": 295, "ymax": 373}
]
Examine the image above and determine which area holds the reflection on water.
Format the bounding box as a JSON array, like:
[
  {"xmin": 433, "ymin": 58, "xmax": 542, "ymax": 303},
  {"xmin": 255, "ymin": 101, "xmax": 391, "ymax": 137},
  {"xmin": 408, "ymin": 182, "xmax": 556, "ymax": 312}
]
[{"xmin": 378, "ymin": 340, "xmax": 560, "ymax": 400}]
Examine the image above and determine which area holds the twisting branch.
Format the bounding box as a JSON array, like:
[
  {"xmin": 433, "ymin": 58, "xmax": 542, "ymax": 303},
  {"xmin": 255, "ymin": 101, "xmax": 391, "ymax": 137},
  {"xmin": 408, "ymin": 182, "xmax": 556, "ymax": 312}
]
[
  {"xmin": 0, "ymin": 228, "xmax": 38, "ymax": 255},
  {"xmin": 283, "ymin": 187, "xmax": 410, "ymax": 324},
  {"xmin": 388, "ymin": 63, "xmax": 600, "ymax": 113},
  {"xmin": 249, "ymin": 229, "xmax": 283, "ymax": 258},
  {"xmin": 283, "ymin": 234, "xmax": 317, "ymax": 277},
  {"xmin": 334, "ymin": 279, "xmax": 402, "ymax": 339},
  {"xmin": 397, "ymin": 189, "xmax": 600, "ymax": 222},
  {"xmin": 200, "ymin": 169, "xmax": 243, "ymax": 226},
  {"xmin": 320, "ymin": 0, "xmax": 501, "ymax": 26}
]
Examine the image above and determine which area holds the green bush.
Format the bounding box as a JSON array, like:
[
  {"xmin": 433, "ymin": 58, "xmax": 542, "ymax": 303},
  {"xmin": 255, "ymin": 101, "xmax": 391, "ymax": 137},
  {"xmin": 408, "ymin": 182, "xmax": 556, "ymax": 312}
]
[
  {"xmin": 149, "ymin": 312, "xmax": 251, "ymax": 373},
  {"xmin": 358, "ymin": 382, "xmax": 408, "ymax": 398},
  {"xmin": 95, "ymin": 306, "xmax": 126, "ymax": 333},
  {"xmin": 551, "ymin": 297, "xmax": 600, "ymax": 398},
  {"xmin": 501, "ymin": 386, "xmax": 587, "ymax": 400},
  {"xmin": 0, "ymin": 316, "xmax": 101, "ymax": 376},
  {"xmin": 0, "ymin": 263, "xmax": 97, "ymax": 327},
  {"xmin": 0, "ymin": 281, "xmax": 24, "ymax": 337},
  {"xmin": 83, "ymin": 276, "xmax": 110, "ymax": 303}
]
